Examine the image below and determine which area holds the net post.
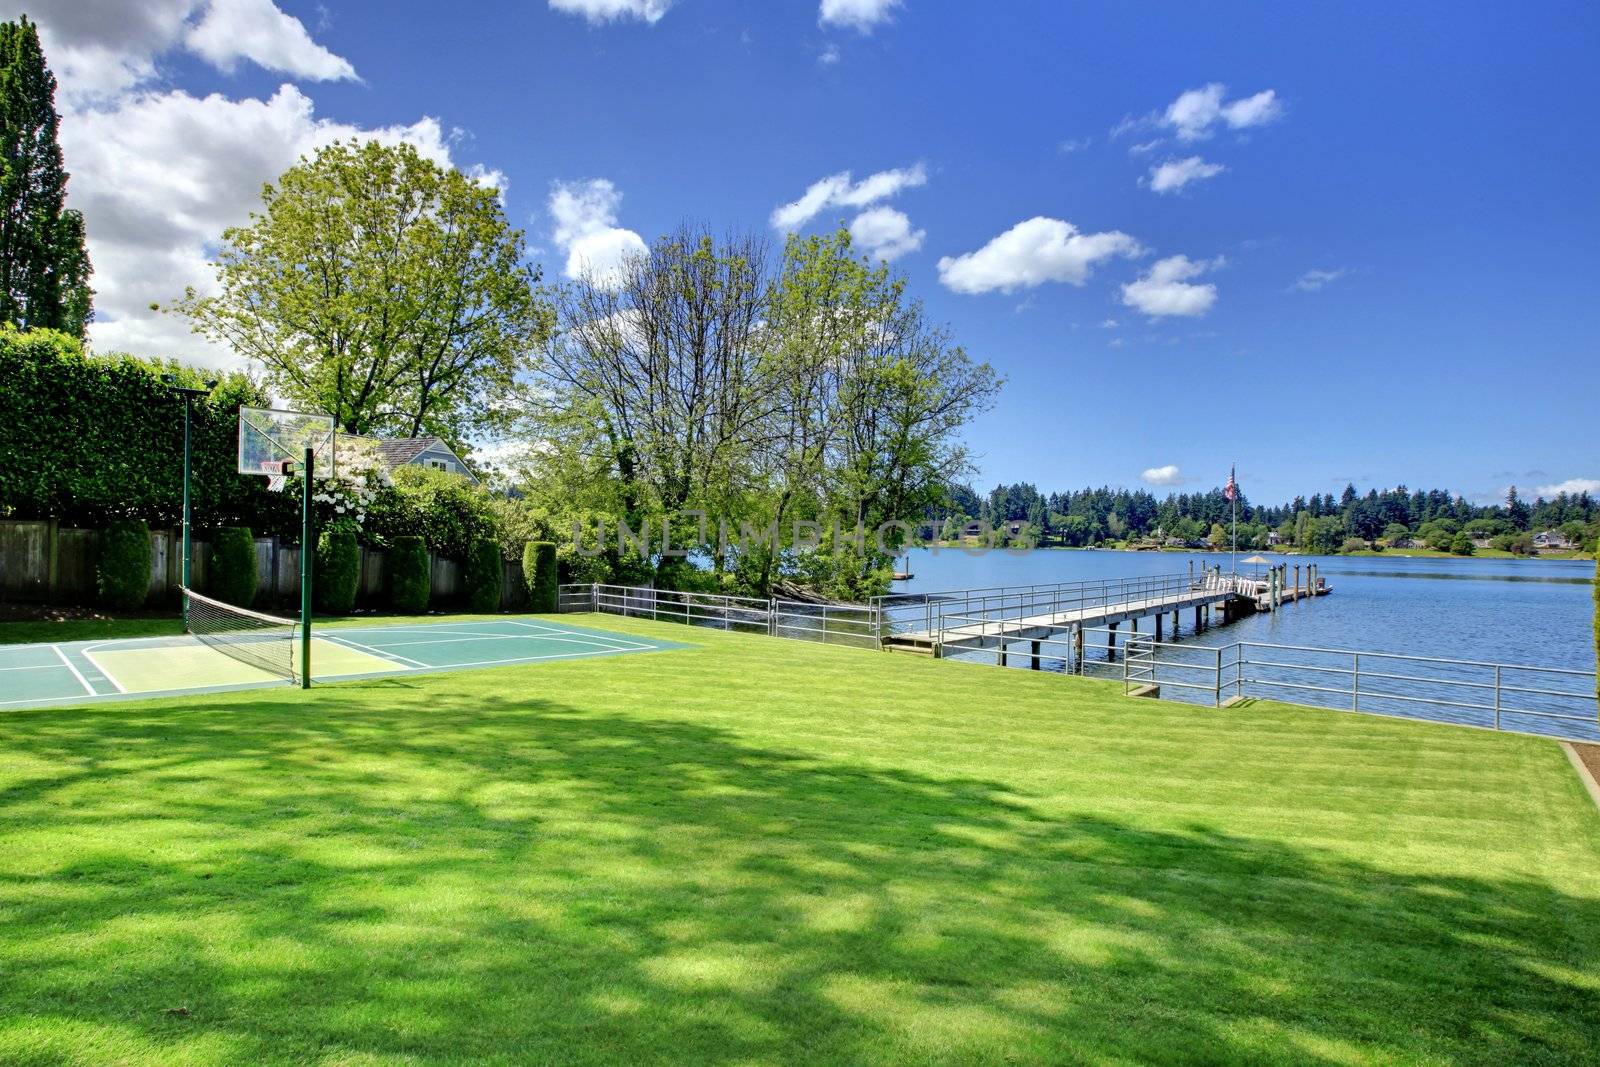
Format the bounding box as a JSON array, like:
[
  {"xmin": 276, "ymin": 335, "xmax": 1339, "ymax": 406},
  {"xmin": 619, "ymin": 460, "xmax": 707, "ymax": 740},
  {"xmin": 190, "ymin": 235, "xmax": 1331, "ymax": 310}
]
[
  {"xmin": 301, "ymin": 445, "xmax": 313, "ymax": 689},
  {"xmin": 180, "ymin": 393, "xmax": 193, "ymax": 626}
]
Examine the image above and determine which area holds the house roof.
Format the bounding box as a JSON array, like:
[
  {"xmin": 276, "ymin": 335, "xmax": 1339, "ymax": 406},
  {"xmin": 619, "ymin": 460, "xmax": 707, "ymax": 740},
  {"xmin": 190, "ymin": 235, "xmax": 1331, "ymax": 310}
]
[{"xmin": 373, "ymin": 437, "xmax": 445, "ymax": 467}]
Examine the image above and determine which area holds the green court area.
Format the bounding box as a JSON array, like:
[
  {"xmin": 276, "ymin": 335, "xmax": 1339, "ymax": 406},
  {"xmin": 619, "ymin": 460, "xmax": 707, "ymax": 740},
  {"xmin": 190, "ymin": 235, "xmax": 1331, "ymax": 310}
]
[
  {"xmin": 0, "ymin": 617, "xmax": 682, "ymax": 710},
  {"xmin": 2, "ymin": 614, "xmax": 1598, "ymax": 1065}
]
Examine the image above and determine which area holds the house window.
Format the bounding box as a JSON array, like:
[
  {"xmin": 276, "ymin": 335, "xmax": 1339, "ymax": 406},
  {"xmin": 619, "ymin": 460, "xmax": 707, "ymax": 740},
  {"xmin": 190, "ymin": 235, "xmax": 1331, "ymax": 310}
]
[{"xmin": 427, "ymin": 459, "xmax": 449, "ymax": 472}]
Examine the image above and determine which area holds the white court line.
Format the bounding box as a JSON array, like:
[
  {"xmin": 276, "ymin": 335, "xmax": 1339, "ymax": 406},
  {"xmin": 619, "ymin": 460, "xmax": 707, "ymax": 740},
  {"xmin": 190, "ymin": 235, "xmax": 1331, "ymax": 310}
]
[
  {"xmin": 363, "ymin": 631, "xmax": 647, "ymax": 653},
  {"xmin": 79, "ymin": 648, "xmax": 127, "ymax": 693},
  {"xmin": 346, "ymin": 629, "xmax": 529, "ymax": 644},
  {"xmin": 319, "ymin": 622, "xmax": 512, "ymax": 637},
  {"xmin": 316, "ymin": 633, "xmax": 429, "ymax": 670},
  {"xmin": 52, "ymin": 645, "xmax": 97, "ymax": 696},
  {"xmin": 505, "ymin": 620, "xmax": 656, "ymax": 651},
  {"xmin": 0, "ymin": 662, "xmax": 66, "ymax": 672},
  {"xmin": 424, "ymin": 645, "xmax": 662, "ymax": 671}
]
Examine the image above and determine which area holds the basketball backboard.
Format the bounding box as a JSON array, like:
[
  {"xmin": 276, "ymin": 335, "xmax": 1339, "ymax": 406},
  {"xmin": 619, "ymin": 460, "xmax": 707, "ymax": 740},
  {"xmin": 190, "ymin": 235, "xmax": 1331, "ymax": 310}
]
[{"xmin": 238, "ymin": 407, "xmax": 336, "ymax": 481}]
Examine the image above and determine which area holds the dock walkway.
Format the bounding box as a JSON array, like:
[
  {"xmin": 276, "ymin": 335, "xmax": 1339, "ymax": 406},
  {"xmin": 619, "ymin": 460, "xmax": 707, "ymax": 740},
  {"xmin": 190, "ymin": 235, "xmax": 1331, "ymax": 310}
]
[{"xmin": 880, "ymin": 568, "xmax": 1330, "ymax": 658}]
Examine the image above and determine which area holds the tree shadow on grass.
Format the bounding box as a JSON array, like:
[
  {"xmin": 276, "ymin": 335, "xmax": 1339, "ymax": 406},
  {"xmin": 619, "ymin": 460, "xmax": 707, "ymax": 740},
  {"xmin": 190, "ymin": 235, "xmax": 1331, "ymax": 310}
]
[{"xmin": 1, "ymin": 693, "xmax": 1598, "ymax": 1065}]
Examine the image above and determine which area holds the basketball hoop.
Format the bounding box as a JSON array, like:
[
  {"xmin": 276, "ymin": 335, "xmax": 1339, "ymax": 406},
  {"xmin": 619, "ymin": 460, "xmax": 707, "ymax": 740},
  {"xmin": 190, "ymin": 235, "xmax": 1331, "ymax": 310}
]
[{"xmin": 238, "ymin": 407, "xmax": 336, "ymax": 481}]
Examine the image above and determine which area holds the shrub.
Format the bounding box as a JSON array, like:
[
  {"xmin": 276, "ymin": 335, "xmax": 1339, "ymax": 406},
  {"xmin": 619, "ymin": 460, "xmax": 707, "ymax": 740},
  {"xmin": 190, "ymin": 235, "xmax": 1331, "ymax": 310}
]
[
  {"xmin": 465, "ymin": 537, "xmax": 502, "ymax": 613},
  {"xmin": 390, "ymin": 535, "xmax": 430, "ymax": 614},
  {"xmin": 525, "ymin": 540, "xmax": 558, "ymax": 613},
  {"xmin": 1340, "ymin": 538, "xmax": 1369, "ymax": 554},
  {"xmin": 97, "ymin": 519, "xmax": 151, "ymax": 610},
  {"xmin": 365, "ymin": 467, "xmax": 498, "ymax": 560},
  {"xmin": 315, "ymin": 530, "xmax": 360, "ymax": 615},
  {"xmin": 209, "ymin": 526, "xmax": 258, "ymax": 607},
  {"xmin": 1450, "ymin": 533, "xmax": 1475, "ymax": 556}
]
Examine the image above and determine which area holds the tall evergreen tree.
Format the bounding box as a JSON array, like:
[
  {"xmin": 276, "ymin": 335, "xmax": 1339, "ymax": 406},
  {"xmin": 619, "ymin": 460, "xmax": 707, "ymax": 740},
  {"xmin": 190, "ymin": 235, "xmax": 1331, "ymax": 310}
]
[{"xmin": 0, "ymin": 16, "xmax": 92, "ymax": 336}]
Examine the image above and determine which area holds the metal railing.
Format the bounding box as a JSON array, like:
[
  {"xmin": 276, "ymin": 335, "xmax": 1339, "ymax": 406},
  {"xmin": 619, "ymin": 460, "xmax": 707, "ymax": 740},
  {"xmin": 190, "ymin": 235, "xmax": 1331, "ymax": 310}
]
[
  {"xmin": 557, "ymin": 580, "xmax": 1596, "ymax": 742},
  {"xmin": 558, "ymin": 583, "xmax": 884, "ymax": 649},
  {"xmin": 1105, "ymin": 634, "xmax": 1598, "ymax": 741}
]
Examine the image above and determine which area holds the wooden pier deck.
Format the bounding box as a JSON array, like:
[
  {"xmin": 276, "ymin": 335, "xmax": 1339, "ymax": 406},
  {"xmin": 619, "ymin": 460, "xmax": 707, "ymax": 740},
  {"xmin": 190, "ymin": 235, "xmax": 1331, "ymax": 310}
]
[{"xmin": 883, "ymin": 572, "xmax": 1331, "ymax": 658}]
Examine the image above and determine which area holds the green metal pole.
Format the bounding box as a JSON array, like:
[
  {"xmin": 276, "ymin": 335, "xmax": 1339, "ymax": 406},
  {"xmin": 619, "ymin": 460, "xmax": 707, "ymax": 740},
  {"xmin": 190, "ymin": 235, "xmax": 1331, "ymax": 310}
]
[
  {"xmin": 301, "ymin": 446, "xmax": 313, "ymax": 689},
  {"xmin": 181, "ymin": 395, "xmax": 192, "ymax": 620}
]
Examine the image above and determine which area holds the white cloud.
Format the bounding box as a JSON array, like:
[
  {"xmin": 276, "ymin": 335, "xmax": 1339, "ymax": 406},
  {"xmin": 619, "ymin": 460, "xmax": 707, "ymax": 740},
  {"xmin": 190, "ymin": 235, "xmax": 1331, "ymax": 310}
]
[
  {"xmin": 548, "ymin": 0, "xmax": 674, "ymax": 24},
  {"xmin": 1128, "ymin": 138, "xmax": 1163, "ymax": 155},
  {"xmin": 818, "ymin": 44, "xmax": 842, "ymax": 65},
  {"xmin": 1534, "ymin": 478, "xmax": 1600, "ymax": 499},
  {"xmin": 1141, "ymin": 465, "xmax": 1185, "ymax": 487},
  {"xmin": 65, "ymin": 85, "xmax": 462, "ymax": 367},
  {"xmin": 1146, "ymin": 155, "xmax": 1225, "ymax": 194},
  {"xmin": 548, "ymin": 179, "xmax": 648, "ymax": 289},
  {"xmin": 1100, "ymin": 318, "xmax": 1118, "ymax": 328},
  {"xmin": 6, "ymin": 0, "xmax": 358, "ymax": 104},
  {"xmin": 848, "ymin": 206, "xmax": 924, "ymax": 261},
  {"xmin": 1163, "ymin": 83, "xmax": 1282, "ymax": 141},
  {"xmin": 819, "ymin": 0, "xmax": 901, "ymax": 32},
  {"xmin": 937, "ymin": 217, "xmax": 1141, "ymax": 295},
  {"xmin": 770, "ymin": 163, "xmax": 926, "ymax": 231},
  {"xmin": 185, "ymin": 0, "xmax": 357, "ymax": 81},
  {"xmin": 2, "ymin": 0, "xmax": 198, "ymax": 102},
  {"xmin": 21, "ymin": 0, "xmax": 500, "ymax": 370},
  {"xmin": 1057, "ymin": 136, "xmax": 1091, "ymax": 155},
  {"xmin": 1121, "ymin": 254, "xmax": 1221, "ymax": 317},
  {"xmin": 1293, "ymin": 267, "xmax": 1348, "ymax": 292}
]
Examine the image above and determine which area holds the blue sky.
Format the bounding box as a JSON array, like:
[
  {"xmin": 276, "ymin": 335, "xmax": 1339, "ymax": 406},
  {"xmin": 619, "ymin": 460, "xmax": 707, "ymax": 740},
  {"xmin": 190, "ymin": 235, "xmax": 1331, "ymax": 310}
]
[{"xmin": 20, "ymin": 0, "xmax": 1600, "ymax": 506}]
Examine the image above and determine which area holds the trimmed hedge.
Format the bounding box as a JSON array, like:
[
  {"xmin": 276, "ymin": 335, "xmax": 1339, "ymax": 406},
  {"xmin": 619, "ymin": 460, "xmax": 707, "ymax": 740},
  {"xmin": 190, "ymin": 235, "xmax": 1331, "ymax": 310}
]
[
  {"xmin": 97, "ymin": 519, "xmax": 151, "ymax": 610},
  {"xmin": 525, "ymin": 540, "xmax": 557, "ymax": 613},
  {"xmin": 390, "ymin": 535, "xmax": 430, "ymax": 614},
  {"xmin": 0, "ymin": 325, "xmax": 292, "ymax": 532},
  {"xmin": 465, "ymin": 537, "xmax": 502, "ymax": 613},
  {"xmin": 210, "ymin": 526, "xmax": 257, "ymax": 607},
  {"xmin": 316, "ymin": 530, "xmax": 360, "ymax": 615}
]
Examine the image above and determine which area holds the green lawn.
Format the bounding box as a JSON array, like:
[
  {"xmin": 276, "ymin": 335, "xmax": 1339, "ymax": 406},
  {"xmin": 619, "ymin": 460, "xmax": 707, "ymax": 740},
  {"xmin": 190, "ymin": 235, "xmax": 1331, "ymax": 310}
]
[
  {"xmin": 2, "ymin": 614, "xmax": 1598, "ymax": 1065},
  {"xmin": 0, "ymin": 614, "xmax": 185, "ymax": 645}
]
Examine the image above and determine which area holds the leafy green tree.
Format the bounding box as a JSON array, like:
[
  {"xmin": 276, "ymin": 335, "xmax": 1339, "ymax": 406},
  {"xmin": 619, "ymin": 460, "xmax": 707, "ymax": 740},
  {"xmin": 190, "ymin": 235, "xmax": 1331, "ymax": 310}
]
[
  {"xmin": 0, "ymin": 17, "xmax": 92, "ymax": 336},
  {"xmin": 1208, "ymin": 522, "xmax": 1228, "ymax": 550},
  {"xmin": 1382, "ymin": 522, "xmax": 1412, "ymax": 545},
  {"xmin": 365, "ymin": 466, "xmax": 499, "ymax": 560},
  {"xmin": 1303, "ymin": 517, "xmax": 1344, "ymax": 556},
  {"xmin": 1450, "ymin": 532, "xmax": 1475, "ymax": 556},
  {"xmin": 176, "ymin": 140, "xmax": 552, "ymax": 442}
]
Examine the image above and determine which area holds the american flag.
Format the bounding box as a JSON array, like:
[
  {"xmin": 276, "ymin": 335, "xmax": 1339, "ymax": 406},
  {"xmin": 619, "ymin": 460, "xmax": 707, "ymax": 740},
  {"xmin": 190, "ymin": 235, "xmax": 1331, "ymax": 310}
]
[{"xmin": 1224, "ymin": 465, "xmax": 1237, "ymax": 502}]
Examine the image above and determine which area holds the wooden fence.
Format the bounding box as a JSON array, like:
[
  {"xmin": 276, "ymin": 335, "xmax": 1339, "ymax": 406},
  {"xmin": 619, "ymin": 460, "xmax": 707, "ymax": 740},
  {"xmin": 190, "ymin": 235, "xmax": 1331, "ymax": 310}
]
[{"xmin": 0, "ymin": 519, "xmax": 527, "ymax": 611}]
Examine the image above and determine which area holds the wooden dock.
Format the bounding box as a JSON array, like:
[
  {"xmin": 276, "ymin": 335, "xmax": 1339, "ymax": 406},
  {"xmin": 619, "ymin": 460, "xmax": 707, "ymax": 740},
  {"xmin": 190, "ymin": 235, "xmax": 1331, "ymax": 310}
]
[{"xmin": 883, "ymin": 568, "xmax": 1330, "ymax": 660}]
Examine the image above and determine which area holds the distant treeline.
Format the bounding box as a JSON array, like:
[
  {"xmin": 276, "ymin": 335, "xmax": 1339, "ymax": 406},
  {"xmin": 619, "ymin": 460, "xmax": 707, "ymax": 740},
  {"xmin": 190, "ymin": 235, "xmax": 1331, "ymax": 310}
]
[{"xmin": 931, "ymin": 481, "xmax": 1600, "ymax": 555}]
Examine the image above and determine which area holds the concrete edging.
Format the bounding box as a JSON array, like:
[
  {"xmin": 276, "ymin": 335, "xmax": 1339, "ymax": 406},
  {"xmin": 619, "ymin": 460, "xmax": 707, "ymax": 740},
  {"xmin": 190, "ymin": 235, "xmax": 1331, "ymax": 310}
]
[{"xmin": 1560, "ymin": 742, "xmax": 1600, "ymax": 814}]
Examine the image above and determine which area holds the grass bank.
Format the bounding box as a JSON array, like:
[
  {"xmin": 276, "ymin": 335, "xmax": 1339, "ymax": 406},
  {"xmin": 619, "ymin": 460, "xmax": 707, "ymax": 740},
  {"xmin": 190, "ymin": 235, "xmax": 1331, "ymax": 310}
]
[{"xmin": 2, "ymin": 614, "xmax": 1598, "ymax": 1064}]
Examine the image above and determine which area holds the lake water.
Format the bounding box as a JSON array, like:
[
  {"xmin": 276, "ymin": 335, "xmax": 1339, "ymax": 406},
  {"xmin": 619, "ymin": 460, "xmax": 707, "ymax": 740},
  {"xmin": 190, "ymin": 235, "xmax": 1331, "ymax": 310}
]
[{"xmin": 893, "ymin": 547, "xmax": 1599, "ymax": 675}]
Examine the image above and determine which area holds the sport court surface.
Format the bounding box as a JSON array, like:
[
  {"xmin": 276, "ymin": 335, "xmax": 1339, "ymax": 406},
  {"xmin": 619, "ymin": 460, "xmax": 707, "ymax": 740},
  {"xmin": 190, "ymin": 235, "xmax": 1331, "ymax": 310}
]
[{"xmin": 0, "ymin": 617, "xmax": 683, "ymax": 710}]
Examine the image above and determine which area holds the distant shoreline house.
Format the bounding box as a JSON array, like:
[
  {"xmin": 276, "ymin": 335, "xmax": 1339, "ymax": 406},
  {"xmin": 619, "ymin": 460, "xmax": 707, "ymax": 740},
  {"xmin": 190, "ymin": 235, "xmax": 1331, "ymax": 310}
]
[{"xmin": 1532, "ymin": 530, "xmax": 1571, "ymax": 550}]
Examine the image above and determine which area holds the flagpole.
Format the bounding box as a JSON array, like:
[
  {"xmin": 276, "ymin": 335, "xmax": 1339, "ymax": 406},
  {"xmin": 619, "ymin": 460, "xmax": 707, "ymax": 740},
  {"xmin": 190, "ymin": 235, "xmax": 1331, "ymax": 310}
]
[{"xmin": 1230, "ymin": 464, "xmax": 1238, "ymax": 576}]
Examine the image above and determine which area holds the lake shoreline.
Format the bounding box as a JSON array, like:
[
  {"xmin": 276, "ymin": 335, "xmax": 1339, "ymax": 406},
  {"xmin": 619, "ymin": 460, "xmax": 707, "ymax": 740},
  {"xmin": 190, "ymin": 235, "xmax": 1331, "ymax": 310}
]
[{"xmin": 920, "ymin": 541, "xmax": 1594, "ymax": 563}]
